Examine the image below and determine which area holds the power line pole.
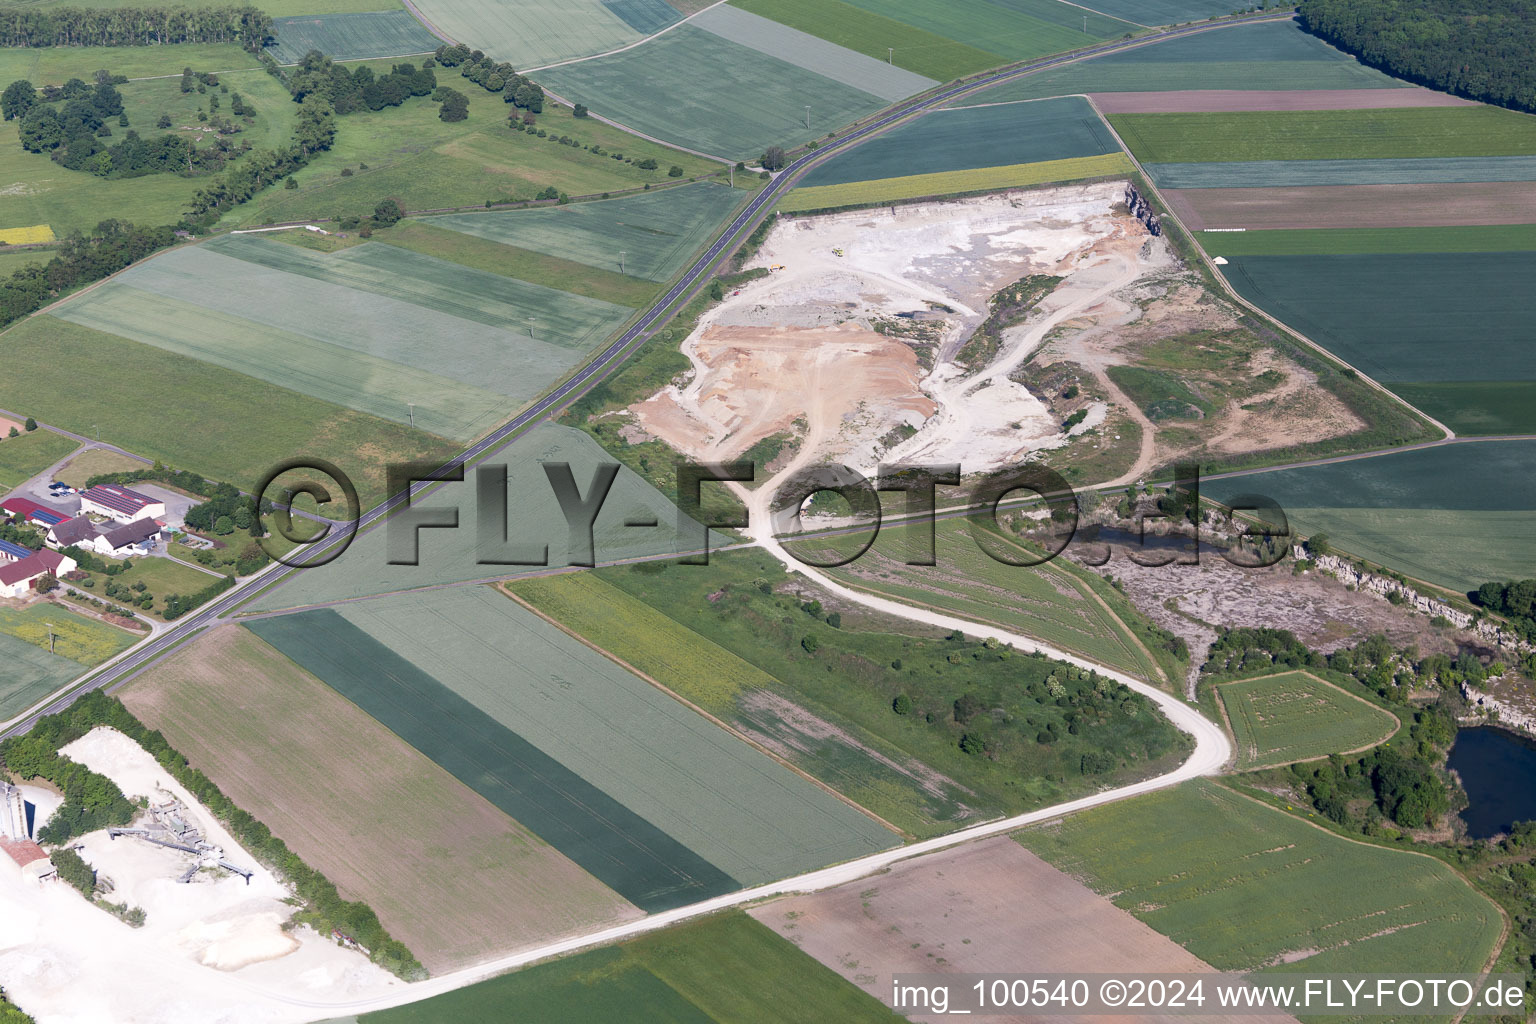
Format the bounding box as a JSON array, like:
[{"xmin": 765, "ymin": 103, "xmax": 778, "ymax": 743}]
[
  {"xmin": 804, "ymin": 105, "xmax": 811, "ymax": 130},
  {"xmin": 888, "ymin": 47, "xmax": 893, "ymax": 64},
  {"xmin": 528, "ymin": 317, "xmax": 537, "ymax": 339},
  {"xmin": 1083, "ymin": 14, "xmax": 1087, "ymax": 32},
  {"xmin": 407, "ymin": 402, "xmax": 414, "ymax": 427},
  {"xmin": 619, "ymin": 251, "xmax": 626, "ymax": 275},
  {"xmin": 46, "ymin": 623, "xmax": 55, "ymax": 655}
]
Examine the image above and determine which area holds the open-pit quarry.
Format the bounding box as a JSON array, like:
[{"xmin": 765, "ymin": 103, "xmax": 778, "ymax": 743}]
[{"xmin": 628, "ymin": 182, "xmax": 1363, "ymax": 490}]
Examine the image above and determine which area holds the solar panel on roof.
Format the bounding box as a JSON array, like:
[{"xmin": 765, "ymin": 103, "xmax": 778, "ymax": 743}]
[{"xmin": 0, "ymin": 539, "xmax": 31, "ymax": 560}]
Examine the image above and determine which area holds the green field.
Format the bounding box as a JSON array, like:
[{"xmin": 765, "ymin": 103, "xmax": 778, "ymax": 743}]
[
  {"xmin": 0, "ymin": 428, "xmax": 77, "ymax": 491},
  {"xmin": 1198, "ymin": 223, "xmax": 1536, "ymax": 257},
  {"xmin": 797, "ymin": 97, "xmax": 1120, "ymax": 188},
  {"xmin": 692, "ymin": 5, "xmax": 936, "ymax": 101},
  {"xmin": 781, "ymin": 153, "xmax": 1133, "ymax": 211},
  {"xmin": 730, "ymin": 0, "xmax": 1000, "ymax": 80},
  {"xmin": 0, "ymin": 0, "xmax": 399, "ymax": 15},
  {"xmin": 809, "ymin": 517, "xmax": 1172, "ymax": 684},
  {"xmin": 583, "ymin": 548, "xmax": 1191, "ymax": 823},
  {"xmin": 225, "ymin": 98, "xmax": 722, "ymax": 228},
  {"xmin": 266, "ymin": 11, "xmax": 440, "ymax": 64},
  {"xmin": 358, "ymin": 912, "xmax": 902, "ymax": 1024},
  {"xmin": 1019, "ymin": 780, "xmax": 1504, "ymax": 976},
  {"xmin": 56, "ymin": 238, "xmax": 630, "ymax": 440},
  {"xmin": 536, "ymin": 26, "xmax": 889, "ymax": 159},
  {"xmin": 509, "ymin": 571, "xmax": 979, "ymax": 836},
  {"xmin": 1218, "ymin": 250, "xmax": 1536, "ymax": 434},
  {"xmin": 406, "ymin": 0, "xmax": 665, "ymax": 68},
  {"xmin": 1144, "ymin": 154, "xmax": 1536, "ymax": 188},
  {"xmin": 0, "ymin": 247, "xmax": 54, "ymax": 277},
  {"xmin": 0, "ymin": 315, "xmax": 456, "ymax": 508},
  {"xmin": 1218, "ymin": 671, "xmax": 1399, "ymax": 768},
  {"xmin": 962, "ymin": 20, "xmax": 1407, "ymax": 103},
  {"xmin": 247, "ymin": 423, "xmax": 720, "ymax": 610},
  {"xmin": 840, "ymin": 0, "xmax": 1125, "ymax": 64},
  {"xmin": 379, "ymin": 220, "xmax": 661, "ymax": 307},
  {"xmin": 1110, "ymin": 106, "xmax": 1536, "ymax": 165},
  {"xmin": 250, "ymin": 587, "xmax": 898, "ymax": 907},
  {"xmin": 0, "ymin": 605, "xmax": 136, "ymax": 721},
  {"xmin": 72, "ymin": 555, "xmax": 224, "ymax": 620},
  {"xmin": 1205, "ymin": 440, "xmax": 1536, "ymax": 592},
  {"xmin": 422, "ymin": 182, "xmax": 742, "ymax": 282},
  {"xmin": 1075, "ymin": 0, "xmax": 1238, "ymax": 22},
  {"xmin": 0, "ymin": 69, "xmax": 294, "ymax": 236},
  {"xmin": 0, "ymin": 42, "xmax": 260, "ymax": 85}
]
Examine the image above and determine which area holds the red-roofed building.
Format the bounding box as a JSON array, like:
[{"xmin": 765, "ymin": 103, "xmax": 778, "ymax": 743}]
[
  {"xmin": 0, "ymin": 547, "xmax": 76, "ymax": 598},
  {"xmin": 0, "ymin": 837, "xmax": 56, "ymax": 883},
  {"xmin": 79, "ymin": 485, "xmax": 165, "ymax": 525},
  {"xmin": 0, "ymin": 495, "xmax": 67, "ymax": 527}
]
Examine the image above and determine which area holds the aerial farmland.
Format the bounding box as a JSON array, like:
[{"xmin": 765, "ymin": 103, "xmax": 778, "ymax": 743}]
[{"xmin": 2, "ymin": 0, "xmax": 1536, "ymax": 1021}]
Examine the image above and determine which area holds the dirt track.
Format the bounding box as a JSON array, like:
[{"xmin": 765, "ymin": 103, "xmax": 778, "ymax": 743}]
[{"xmin": 1166, "ymin": 181, "xmax": 1536, "ymax": 231}]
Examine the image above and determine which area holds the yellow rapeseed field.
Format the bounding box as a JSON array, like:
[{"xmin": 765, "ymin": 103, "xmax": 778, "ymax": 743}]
[{"xmin": 0, "ymin": 223, "xmax": 55, "ymax": 245}]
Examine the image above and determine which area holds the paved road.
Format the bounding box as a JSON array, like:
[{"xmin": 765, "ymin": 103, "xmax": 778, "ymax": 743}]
[{"xmin": 0, "ymin": 12, "xmax": 1295, "ymax": 740}]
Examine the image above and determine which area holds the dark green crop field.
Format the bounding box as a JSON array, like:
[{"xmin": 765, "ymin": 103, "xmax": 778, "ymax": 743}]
[
  {"xmin": 1111, "ymin": 106, "xmax": 1536, "ymax": 164},
  {"xmin": 1197, "ymin": 223, "xmax": 1536, "ymax": 256},
  {"xmin": 798, "ymin": 96, "xmax": 1120, "ymax": 188}
]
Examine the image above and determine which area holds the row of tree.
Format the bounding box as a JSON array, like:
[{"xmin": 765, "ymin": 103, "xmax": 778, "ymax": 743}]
[
  {"xmin": 287, "ymin": 52, "xmax": 437, "ymax": 115},
  {"xmin": 0, "ymin": 6, "xmax": 270, "ymax": 51},
  {"xmin": 0, "ymin": 218, "xmax": 175, "ymax": 329},
  {"xmin": 1299, "ymin": 0, "xmax": 1536, "ymax": 113},
  {"xmin": 0, "ymin": 691, "xmax": 425, "ymax": 980},
  {"xmin": 1473, "ymin": 578, "xmax": 1536, "ymax": 639},
  {"xmin": 434, "ymin": 43, "xmax": 544, "ymax": 112}
]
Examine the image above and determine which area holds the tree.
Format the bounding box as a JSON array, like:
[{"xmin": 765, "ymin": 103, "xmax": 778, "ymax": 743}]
[
  {"xmin": 760, "ymin": 145, "xmax": 786, "ymax": 171},
  {"xmin": 572, "ymin": 103, "xmax": 588, "ymax": 118},
  {"xmin": 180, "ymin": 67, "xmax": 195, "ymax": 94},
  {"xmin": 35, "ymin": 572, "xmax": 58, "ymax": 594},
  {"xmin": 372, "ymin": 198, "xmax": 403, "ymax": 226},
  {"xmin": 284, "ymin": 175, "xmax": 297, "ymax": 189},
  {"xmin": 437, "ymin": 87, "xmax": 468, "ymax": 122},
  {"xmin": 959, "ymin": 733, "xmax": 985, "ymax": 756},
  {"xmin": 667, "ymin": 164, "xmax": 683, "ymax": 177},
  {"xmin": 23, "ymin": 417, "xmax": 35, "ymax": 431},
  {"xmin": 1307, "ymin": 533, "xmax": 1330, "ymax": 557},
  {"xmin": 18, "ymin": 105, "xmax": 63, "ymax": 152},
  {"xmin": 892, "ymin": 693, "xmax": 911, "ymax": 715},
  {"xmin": 5, "ymin": 427, "xmax": 15, "ymax": 438},
  {"xmin": 157, "ymin": 112, "xmax": 172, "ymax": 128},
  {"xmin": 213, "ymin": 514, "xmax": 234, "ymax": 535},
  {"xmin": 801, "ymin": 634, "xmax": 818, "ymax": 654},
  {"xmin": 1, "ymin": 79, "xmax": 35, "ymax": 121}
]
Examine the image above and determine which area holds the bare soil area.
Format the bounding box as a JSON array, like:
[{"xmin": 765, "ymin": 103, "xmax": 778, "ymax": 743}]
[
  {"xmin": 750, "ymin": 834, "xmax": 1293, "ymax": 1024},
  {"xmin": 629, "ymin": 182, "xmax": 1362, "ymax": 491},
  {"xmin": 1091, "ymin": 88, "xmax": 1473, "ymax": 114},
  {"xmin": 1166, "ymin": 181, "xmax": 1536, "ymax": 230}
]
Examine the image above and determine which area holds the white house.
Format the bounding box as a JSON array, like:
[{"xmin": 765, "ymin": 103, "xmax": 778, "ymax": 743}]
[
  {"xmin": 45, "ymin": 516, "xmax": 98, "ymax": 551},
  {"xmin": 92, "ymin": 518, "xmax": 161, "ymax": 559},
  {"xmin": 79, "ymin": 484, "xmax": 165, "ymax": 525},
  {"xmin": 0, "ymin": 548, "xmax": 77, "ymax": 598}
]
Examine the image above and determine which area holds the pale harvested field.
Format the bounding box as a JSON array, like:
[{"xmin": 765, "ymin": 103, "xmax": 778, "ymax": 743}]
[
  {"xmin": 1164, "ymin": 181, "xmax": 1536, "ymax": 230},
  {"xmin": 1092, "ymin": 87, "xmax": 1474, "ymax": 114},
  {"xmin": 750, "ymin": 835, "xmax": 1293, "ymax": 1024},
  {"xmin": 120, "ymin": 625, "xmax": 642, "ymax": 974}
]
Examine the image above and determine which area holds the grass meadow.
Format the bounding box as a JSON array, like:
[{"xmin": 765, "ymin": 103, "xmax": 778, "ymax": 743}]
[
  {"xmin": 0, "ymin": 0, "xmax": 399, "ymax": 15},
  {"xmin": 1018, "ymin": 780, "xmax": 1504, "ymax": 978},
  {"xmin": 0, "ymin": 315, "xmax": 456, "ymax": 508},
  {"xmin": 55, "ymin": 448, "xmax": 143, "ymax": 489},
  {"xmin": 0, "ymin": 632, "xmax": 88, "ymax": 723},
  {"xmin": 357, "ymin": 912, "xmax": 902, "ymax": 1024},
  {"xmin": 0, "ymin": 603, "xmax": 133, "ymax": 667},
  {"xmin": 1110, "ymin": 106, "xmax": 1536, "ymax": 164},
  {"xmin": 839, "ymin": 0, "xmax": 1123, "ymax": 64},
  {"xmin": 797, "ymin": 97, "xmax": 1120, "ymax": 188},
  {"xmin": 0, "ymin": 67, "xmax": 293, "ymax": 236},
  {"xmin": 0, "ymin": 428, "xmax": 78, "ymax": 492},
  {"xmin": 121, "ymin": 625, "xmax": 639, "ymax": 973},
  {"xmin": 224, "ymin": 97, "xmax": 722, "ymax": 228},
  {"xmin": 1218, "ymin": 671, "xmax": 1399, "ymax": 768},
  {"xmin": 781, "ymin": 153, "xmax": 1133, "ymax": 211}
]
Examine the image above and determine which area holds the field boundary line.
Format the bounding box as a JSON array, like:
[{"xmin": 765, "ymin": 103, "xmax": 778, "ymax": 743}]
[
  {"xmin": 521, "ymin": 0, "xmax": 731, "ymax": 74},
  {"xmin": 1214, "ymin": 669, "xmax": 1402, "ymax": 769},
  {"xmin": 497, "ymin": 583, "xmax": 915, "ymax": 840},
  {"xmin": 1054, "ymin": 0, "xmax": 1151, "ymax": 29},
  {"xmin": 1084, "ymin": 93, "xmax": 1457, "ymax": 442},
  {"xmin": 1217, "ymin": 781, "xmax": 1512, "ymax": 983}
]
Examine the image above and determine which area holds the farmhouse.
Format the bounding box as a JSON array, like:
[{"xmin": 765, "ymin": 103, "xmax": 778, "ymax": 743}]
[
  {"xmin": 92, "ymin": 518, "xmax": 161, "ymax": 559},
  {"xmin": 1, "ymin": 496, "xmax": 67, "ymax": 529},
  {"xmin": 0, "ymin": 547, "xmax": 77, "ymax": 598},
  {"xmin": 45, "ymin": 516, "xmax": 97, "ymax": 551},
  {"xmin": 79, "ymin": 484, "xmax": 165, "ymax": 525}
]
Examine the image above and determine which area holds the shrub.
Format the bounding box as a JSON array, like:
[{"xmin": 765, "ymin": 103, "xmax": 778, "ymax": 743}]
[
  {"xmin": 892, "ymin": 693, "xmax": 911, "ymax": 715},
  {"xmin": 667, "ymin": 164, "xmax": 683, "ymax": 177}
]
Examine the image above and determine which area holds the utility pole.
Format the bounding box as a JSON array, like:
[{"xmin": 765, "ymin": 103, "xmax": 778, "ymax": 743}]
[
  {"xmin": 1083, "ymin": 14, "xmax": 1087, "ymax": 32},
  {"xmin": 46, "ymin": 623, "xmax": 55, "ymax": 655},
  {"xmin": 804, "ymin": 105, "xmax": 811, "ymax": 130},
  {"xmin": 528, "ymin": 317, "xmax": 537, "ymax": 339},
  {"xmin": 619, "ymin": 251, "xmax": 626, "ymax": 275},
  {"xmin": 407, "ymin": 402, "xmax": 414, "ymax": 427},
  {"xmin": 888, "ymin": 47, "xmax": 893, "ymax": 65}
]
